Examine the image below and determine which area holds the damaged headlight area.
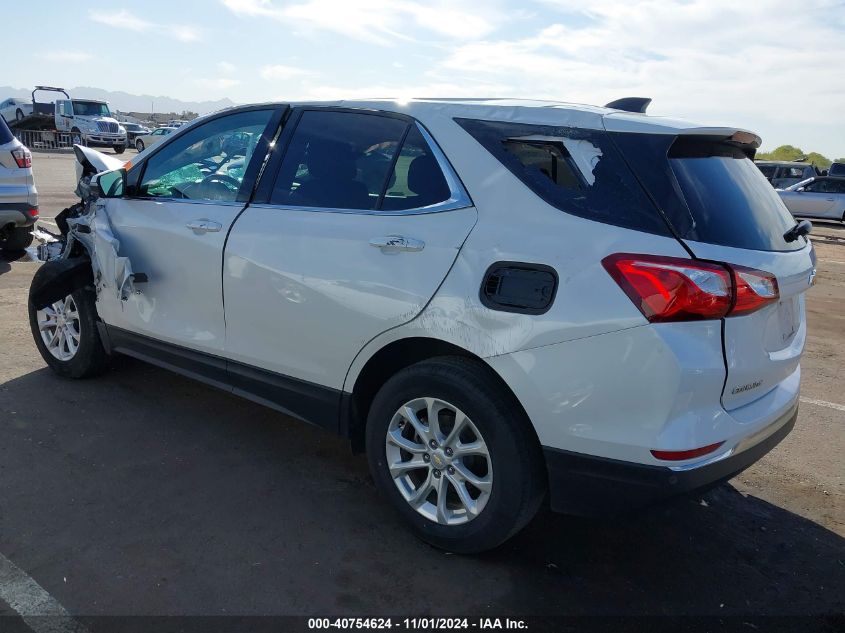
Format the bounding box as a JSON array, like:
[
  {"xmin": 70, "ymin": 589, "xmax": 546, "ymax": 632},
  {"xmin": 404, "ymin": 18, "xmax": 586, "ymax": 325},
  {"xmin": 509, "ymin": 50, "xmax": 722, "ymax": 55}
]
[{"xmin": 31, "ymin": 145, "xmax": 145, "ymax": 311}]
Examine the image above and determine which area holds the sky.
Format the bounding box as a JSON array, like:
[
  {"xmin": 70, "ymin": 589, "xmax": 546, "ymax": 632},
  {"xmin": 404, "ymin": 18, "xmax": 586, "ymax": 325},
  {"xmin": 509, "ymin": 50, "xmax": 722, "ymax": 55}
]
[{"xmin": 6, "ymin": 0, "xmax": 845, "ymax": 156}]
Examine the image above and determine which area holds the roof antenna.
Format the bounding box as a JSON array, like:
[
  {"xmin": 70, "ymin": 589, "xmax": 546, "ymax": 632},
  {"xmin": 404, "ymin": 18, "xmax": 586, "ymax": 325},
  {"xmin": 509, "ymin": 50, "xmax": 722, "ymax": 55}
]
[{"xmin": 605, "ymin": 97, "xmax": 652, "ymax": 113}]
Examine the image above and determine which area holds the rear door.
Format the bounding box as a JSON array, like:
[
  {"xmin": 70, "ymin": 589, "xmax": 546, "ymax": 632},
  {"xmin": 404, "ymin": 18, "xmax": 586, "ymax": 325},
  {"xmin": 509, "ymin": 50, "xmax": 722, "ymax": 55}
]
[
  {"xmin": 613, "ymin": 132, "xmax": 815, "ymax": 410},
  {"xmin": 223, "ymin": 108, "xmax": 476, "ymax": 398},
  {"xmin": 797, "ymin": 179, "xmax": 839, "ymax": 219}
]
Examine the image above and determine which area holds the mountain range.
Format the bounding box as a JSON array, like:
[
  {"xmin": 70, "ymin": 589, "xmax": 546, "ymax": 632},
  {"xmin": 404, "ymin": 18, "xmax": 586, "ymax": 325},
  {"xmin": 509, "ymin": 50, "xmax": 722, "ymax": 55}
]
[{"xmin": 0, "ymin": 86, "xmax": 236, "ymax": 115}]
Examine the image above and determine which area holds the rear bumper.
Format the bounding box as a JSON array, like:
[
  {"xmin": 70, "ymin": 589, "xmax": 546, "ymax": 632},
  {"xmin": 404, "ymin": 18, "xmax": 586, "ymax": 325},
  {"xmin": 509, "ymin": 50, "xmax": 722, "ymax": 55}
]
[
  {"xmin": 543, "ymin": 402, "xmax": 797, "ymax": 516},
  {"xmin": 0, "ymin": 203, "xmax": 38, "ymax": 228}
]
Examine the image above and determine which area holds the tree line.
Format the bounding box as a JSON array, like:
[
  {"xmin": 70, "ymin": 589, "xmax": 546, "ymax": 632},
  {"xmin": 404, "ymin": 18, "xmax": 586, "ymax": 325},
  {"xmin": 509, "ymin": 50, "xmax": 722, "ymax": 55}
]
[{"xmin": 756, "ymin": 145, "xmax": 844, "ymax": 169}]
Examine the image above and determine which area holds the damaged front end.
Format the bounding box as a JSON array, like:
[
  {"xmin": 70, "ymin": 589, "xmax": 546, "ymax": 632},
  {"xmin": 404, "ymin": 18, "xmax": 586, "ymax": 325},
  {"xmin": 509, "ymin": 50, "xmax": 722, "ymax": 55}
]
[{"xmin": 31, "ymin": 145, "xmax": 143, "ymax": 310}]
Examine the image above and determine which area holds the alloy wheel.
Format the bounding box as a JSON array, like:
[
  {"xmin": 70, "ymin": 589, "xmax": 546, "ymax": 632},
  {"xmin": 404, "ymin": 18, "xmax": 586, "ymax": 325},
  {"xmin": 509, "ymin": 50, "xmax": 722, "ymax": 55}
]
[
  {"xmin": 37, "ymin": 295, "xmax": 81, "ymax": 361},
  {"xmin": 385, "ymin": 397, "xmax": 493, "ymax": 525}
]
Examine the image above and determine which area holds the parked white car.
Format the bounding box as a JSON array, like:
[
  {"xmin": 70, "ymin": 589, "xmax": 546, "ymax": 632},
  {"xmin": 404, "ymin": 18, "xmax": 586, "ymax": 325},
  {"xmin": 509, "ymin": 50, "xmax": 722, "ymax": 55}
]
[
  {"xmin": 778, "ymin": 176, "xmax": 845, "ymax": 222},
  {"xmin": 0, "ymin": 97, "xmax": 33, "ymax": 123},
  {"xmin": 0, "ymin": 116, "xmax": 38, "ymax": 251},
  {"xmin": 29, "ymin": 99, "xmax": 814, "ymax": 552},
  {"xmin": 134, "ymin": 127, "xmax": 176, "ymax": 152}
]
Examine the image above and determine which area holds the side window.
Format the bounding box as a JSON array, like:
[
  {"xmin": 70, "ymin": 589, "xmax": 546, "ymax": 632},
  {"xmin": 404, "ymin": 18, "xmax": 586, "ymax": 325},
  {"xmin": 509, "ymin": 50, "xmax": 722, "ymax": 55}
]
[
  {"xmin": 831, "ymin": 180, "xmax": 845, "ymax": 194},
  {"xmin": 805, "ymin": 179, "xmax": 835, "ymax": 193},
  {"xmin": 381, "ymin": 126, "xmax": 451, "ymax": 211},
  {"xmin": 138, "ymin": 109, "xmax": 274, "ymax": 201},
  {"xmin": 271, "ymin": 110, "xmax": 408, "ymax": 210}
]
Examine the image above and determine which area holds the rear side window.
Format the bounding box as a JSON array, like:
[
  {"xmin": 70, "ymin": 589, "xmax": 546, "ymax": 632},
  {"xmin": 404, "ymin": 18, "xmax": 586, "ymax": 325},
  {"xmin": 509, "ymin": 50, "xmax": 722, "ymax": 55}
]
[
  {"xmin": 0, "ymin": 116, "xmax": 14, "ymax": 145},
  {"xmin": 828, "ymin": 163, "xmax": 845, "ymax": 177},
  {"xmin": 454, "ymin": 118, "xmax": 671, "ymax": 236},
  {"xmin": 272, "ymin": 111, "xmax": 409, "ymax": 210}
]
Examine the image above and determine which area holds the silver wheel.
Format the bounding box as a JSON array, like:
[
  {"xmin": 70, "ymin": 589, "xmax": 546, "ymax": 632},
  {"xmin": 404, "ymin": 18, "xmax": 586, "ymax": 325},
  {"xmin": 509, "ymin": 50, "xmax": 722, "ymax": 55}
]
[
  {"xmin": 385, "ymin": 397, "xmax": 492, "ymax": 526},
  {"xmin": 36, "ymin": 295, "xmax": 81, "ymax": 362}
]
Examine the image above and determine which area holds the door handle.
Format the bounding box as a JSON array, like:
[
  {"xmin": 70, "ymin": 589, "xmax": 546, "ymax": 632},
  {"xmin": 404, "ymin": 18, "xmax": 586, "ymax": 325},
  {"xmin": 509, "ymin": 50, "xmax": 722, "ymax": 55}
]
[
  {"xmin": 186, "ymin": 219, "xmax": 222, "ymax": 233},
  {"xmin": 369, "ymin": 235, "xmax": 425, "ymax": 253},
  {"xmin": 825, "ymin": 198, "xmax": 835, "ymax": 202}
]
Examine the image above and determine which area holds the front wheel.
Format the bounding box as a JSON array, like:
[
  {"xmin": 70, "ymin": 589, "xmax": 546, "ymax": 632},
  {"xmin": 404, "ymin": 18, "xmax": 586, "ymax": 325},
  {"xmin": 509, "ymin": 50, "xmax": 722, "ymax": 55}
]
[
  {"xmin": 0, "ymin": 226, "xmax": 33, "ymax": 251},
  {"xmin": 113, "ymin": 144, "xmax": 126, "ymax": 154},
  {"xmin": 366, "ymin": 357, "xmax": 546, "ymax": 553},
  {"xmin": 135, "ymin": 139, "xmax": 145, "ymax": 152},
  {"xmin": 28, "ymin": 285, "xmax": 110, "ymax": 379}
]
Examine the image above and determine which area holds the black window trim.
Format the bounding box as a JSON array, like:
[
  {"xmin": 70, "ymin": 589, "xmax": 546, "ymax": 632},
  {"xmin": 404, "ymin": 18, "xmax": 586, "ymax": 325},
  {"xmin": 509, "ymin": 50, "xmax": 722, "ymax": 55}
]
[
  {"xmin": 251, "ymin": 106, "xmax": 472, "ymax": 216},
  {"xmin": 126, "ymin": 103, "xmax": 288, "ymax": 206}
]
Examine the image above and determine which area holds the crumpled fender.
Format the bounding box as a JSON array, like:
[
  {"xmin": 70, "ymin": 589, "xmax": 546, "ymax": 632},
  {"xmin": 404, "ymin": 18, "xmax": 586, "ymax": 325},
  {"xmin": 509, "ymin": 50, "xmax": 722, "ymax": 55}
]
[{"xmin": 29, "ymin": 257, "xmax": 93, "ymax": 310}]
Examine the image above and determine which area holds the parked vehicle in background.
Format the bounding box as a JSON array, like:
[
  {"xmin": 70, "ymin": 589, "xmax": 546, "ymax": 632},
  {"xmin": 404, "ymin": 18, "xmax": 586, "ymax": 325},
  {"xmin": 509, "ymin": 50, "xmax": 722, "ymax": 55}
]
[
  {"xmin": 778, "ymin": 176, "xmax": 845, "ymax": 221},
  {"xmin": 168, "ymin": 119, "xmax": 189, "ymax": 128},
  {"xmin": 134, "ymin": 126, "xmax": 176, "ymax": 152},
  {"xmin": 0, "ymin": 98, "xmax": 33, "ymax": 123},
  {"xmin": 123, "ymin": 123, "xmax": 151, "ymax": 143},
  {"xmin": 828, "ymin": 162, "xmax": 845, "ymax": 177},
  {"xmin": 0, "ymin": 116, "xmax": 38, "ymax": 252},
  {"xmin": 755, "ymin": 160, "xmax": 820, "ymax": 189},
  {"xmin": 30, "ymin": 98, "xmax": 814, "ymax": 553},
  {"xmin": 55, "ymin": 97, "xmax": 127, "ymax": 154}
]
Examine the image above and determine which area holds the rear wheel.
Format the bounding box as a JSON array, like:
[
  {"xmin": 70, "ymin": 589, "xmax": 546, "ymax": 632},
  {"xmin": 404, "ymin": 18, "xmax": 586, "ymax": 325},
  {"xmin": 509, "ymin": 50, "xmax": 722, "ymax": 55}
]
[
  {"xmin": 0, "ymin": 226, "xmax": 33, "ymax": 251},
  {"xmin": 366, "ymin": 356, "xmax": 546, "ymax": 553},
  {"xmin": 135, "ymin": 139, "xmax": 145, "ymax": 152},
  {"xmin": 28, "ymin": 287, "xmax": 110, "ymax": 378}
]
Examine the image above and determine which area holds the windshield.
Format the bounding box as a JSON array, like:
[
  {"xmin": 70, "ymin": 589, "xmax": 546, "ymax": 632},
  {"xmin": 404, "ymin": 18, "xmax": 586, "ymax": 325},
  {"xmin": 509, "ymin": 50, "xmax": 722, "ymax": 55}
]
[{"xmin": 72, "ymin": 101, "xmax": 111, "ymax": 117}]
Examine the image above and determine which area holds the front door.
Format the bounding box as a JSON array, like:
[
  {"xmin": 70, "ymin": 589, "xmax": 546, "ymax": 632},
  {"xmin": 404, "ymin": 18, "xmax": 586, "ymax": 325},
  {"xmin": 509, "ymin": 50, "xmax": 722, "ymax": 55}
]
[
  {"xmin": 223, "ymin": 109, "xmax": 477, "ymax": 399},
  {"xmin": 95, "ymin": 107, "xmax": 282, "ymax": 355}
]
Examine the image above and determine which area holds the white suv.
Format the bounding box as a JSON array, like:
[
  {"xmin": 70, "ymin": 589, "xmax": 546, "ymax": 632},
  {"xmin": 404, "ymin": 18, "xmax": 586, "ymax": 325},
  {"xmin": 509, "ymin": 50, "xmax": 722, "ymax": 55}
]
[{"xmin": 28, "ymin": 99, "xmax": 815, "ymax": 553}]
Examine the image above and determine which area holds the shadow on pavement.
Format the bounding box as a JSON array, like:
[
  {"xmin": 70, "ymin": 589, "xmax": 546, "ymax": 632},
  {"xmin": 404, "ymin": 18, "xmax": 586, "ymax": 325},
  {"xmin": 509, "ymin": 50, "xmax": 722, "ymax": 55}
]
[{"xmin": 0, "ymin": 358, "xmax": 841, "ymax": 619}]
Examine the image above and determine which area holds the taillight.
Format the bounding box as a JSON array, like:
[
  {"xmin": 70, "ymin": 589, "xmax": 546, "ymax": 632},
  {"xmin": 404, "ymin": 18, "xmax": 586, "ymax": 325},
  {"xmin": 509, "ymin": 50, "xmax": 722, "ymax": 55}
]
[
  {"xmin": 26, "ymin": 207, "xmax": 38, "ymax": 219},
  {"xmin": 602, "ymin": 254, "xmax": 731, "ymax": 322},
  {"xmin": 731, "ymin": 266, "xmax": 779, "ymax": 315},
  {"xmin": 11, "ymin": 148, "xmax": 31, "ymax": 168},
  {"xmin": 602, "ymin": 253, "xmax": 779, "ymax": 322}
]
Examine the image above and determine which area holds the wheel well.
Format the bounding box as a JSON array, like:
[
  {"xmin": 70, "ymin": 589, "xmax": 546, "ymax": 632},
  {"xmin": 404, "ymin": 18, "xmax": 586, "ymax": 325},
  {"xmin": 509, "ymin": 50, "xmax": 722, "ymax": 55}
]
[{"xmin": 346, "ymin": 337, "xmax": 536, "ymax": 453}]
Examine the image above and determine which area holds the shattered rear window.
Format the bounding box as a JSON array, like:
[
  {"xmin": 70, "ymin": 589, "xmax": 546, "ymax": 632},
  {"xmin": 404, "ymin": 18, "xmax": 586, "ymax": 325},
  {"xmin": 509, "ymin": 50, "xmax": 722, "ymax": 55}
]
[{"xmin": 454, "ymin": 118, "xmax": 671, "ymax": 236}]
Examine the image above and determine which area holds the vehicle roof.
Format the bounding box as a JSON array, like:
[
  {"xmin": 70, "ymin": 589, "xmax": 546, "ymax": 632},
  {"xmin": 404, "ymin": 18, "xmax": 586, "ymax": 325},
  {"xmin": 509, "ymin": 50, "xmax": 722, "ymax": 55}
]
[
  {"xmin": 755, "ymin": 160, "xmax": 813, "ymax": 166},
  {"xmin": 225, "ymin": 98, "xmax": 759, "ymax": 140}
]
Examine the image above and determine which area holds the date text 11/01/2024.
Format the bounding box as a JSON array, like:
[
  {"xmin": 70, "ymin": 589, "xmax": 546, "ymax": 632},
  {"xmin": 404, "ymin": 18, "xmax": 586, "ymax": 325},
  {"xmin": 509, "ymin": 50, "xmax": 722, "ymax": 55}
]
[{"xmin": 307, "ymin": 618, "xmax": 528, "ymax": 630}]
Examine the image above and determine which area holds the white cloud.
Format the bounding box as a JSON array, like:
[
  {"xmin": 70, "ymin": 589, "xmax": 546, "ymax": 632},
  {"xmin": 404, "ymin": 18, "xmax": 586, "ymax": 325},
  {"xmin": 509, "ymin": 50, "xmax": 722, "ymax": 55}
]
[
  {"xmin": 221, "ymin": 0, "xmax": 505, "ymax": 45},
  {"xmin": 170, "ymin": 26, "xmax": 203, "ymax": 42},
  {"xmin": 88, "ymin": 9, "xmax": 153, "ymax": 32},
  {"xmin": 41, "ymin": 50, "xmax": 93, "ymax": 63},
  {"xmin": 218, "ymin": 61, "xmax": 238, "ymax": 74},
  {"xmin": 436, "ymin": 0, "xmax": 845, "ymax": 134},
  {"xmin": 260, "ymin": 65, "xmax": 315, "ymax": 80},
  {"xmin": 88, "ymin": 8, "xmax": 203, "ymax": 41}
]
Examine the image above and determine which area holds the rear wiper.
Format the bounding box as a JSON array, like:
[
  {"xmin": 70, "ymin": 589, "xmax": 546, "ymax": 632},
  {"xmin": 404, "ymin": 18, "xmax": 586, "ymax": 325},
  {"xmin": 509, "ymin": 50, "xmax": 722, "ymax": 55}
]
[{"xmin": 784, "ymin": 219, "xmax": 812, "ymax": 243}]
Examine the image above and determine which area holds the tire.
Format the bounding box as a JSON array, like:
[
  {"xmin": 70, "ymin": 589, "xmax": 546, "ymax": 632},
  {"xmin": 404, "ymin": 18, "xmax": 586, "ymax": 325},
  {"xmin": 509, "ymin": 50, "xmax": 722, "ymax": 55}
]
[
  {"xmin": 136, "ymin": 139, "xmax": 145, "ymax": 152},
  {"xmin": 366, "ymin": 356, "xmax": 546, "ymax": 553},
  {"xmin": 1, "ymin": 226, "xmax": 33, "ymax": 251},
  {"xmin": 113, "ymin": 145, "xmax": 126, "ymax": 154},
  {"xmin": 28, "ymin": 286, "xmax": 110, "ymax": 379},
  {"xmin": 15, "ymin": 108, "xmax": 24, "ymax": 121}
]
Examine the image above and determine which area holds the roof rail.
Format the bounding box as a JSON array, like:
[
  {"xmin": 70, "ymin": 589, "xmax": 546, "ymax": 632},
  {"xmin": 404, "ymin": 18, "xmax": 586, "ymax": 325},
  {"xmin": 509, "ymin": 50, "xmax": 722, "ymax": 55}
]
[{"xmin": 605, "ymin": 97, "xmax": 651, "ymax": 113}]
